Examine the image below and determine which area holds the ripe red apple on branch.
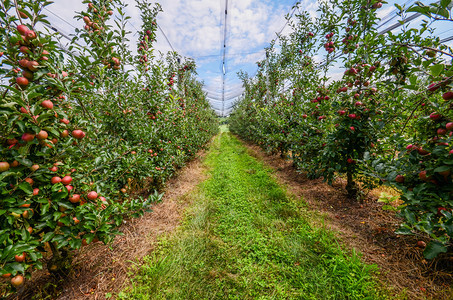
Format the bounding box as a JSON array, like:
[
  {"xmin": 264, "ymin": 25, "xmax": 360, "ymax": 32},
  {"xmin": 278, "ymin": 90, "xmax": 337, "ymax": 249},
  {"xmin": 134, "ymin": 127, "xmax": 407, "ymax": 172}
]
[
  {"xmin": 430, "ymin": 112, "xmax": 441, "ymax": 120},
  {"xmin": 87, "ymin": 191, "xmax": 98, "ymax": 200},
  {"xmin": 51, "ymin": 176, "xmax": 62, "ymax": 184},
  {"xmin": 395, "ymin": 175, "xmax": 405, "ymax": 183},
  {"xmin": 61, "ymin": 176, "xmax": 72, "ymax": 185},
  {"xmin": 72, "ymin": 130, "xmax": 86, "ymax": 139},
  {"xmin": 41, "ymin": 100, "xmax": 53, "ymax": 109},
  {"xmin": 10, "ymin": 275, "xmax": 24, "ymax": 287},
  {"xmin": 16, "ymin": 77, "xmax": 29, "ymax": 86}
]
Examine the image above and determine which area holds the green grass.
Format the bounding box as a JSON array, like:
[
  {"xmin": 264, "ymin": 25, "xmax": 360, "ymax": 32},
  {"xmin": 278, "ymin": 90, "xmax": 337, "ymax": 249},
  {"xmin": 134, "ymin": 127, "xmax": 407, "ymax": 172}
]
[
  {"xmin": 118, "ymin": 132, "xmax": 386, "ymax": 300},
  {"xmin": 219, "ymin": 124, "xmax": 229, "ymax": 132}
]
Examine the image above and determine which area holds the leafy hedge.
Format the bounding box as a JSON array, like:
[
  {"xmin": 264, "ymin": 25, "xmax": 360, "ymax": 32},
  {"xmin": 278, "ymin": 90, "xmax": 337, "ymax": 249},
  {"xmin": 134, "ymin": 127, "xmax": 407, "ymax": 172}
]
[
  {"xmin": 0, "ymin": 0, "xmax": 218, "ymax": 293},
  {"xmin": 230, "ymin": 0, "xmax": 453, "ymax": 259}
]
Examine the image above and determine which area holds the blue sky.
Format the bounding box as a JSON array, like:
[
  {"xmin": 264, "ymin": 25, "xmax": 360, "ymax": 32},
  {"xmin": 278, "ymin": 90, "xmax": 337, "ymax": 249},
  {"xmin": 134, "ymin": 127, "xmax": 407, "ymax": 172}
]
[{"xmin": 39, "ymin": 0, "xmax": 453, "ymax": 115}]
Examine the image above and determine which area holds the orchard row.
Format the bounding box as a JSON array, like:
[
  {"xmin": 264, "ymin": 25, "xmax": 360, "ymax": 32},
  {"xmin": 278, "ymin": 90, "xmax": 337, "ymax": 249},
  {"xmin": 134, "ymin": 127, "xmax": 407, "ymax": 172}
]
[
  {"xmin": 229, "ymin": 0, "xmax": 453, "ymax": 259},
  {"xmin": 0, "ymin": 0, "xmax": 218, "ymax": 294}
]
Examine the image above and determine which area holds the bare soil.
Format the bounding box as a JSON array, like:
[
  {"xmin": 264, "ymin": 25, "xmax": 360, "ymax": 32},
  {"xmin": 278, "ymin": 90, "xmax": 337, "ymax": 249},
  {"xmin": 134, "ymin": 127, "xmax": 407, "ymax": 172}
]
[
  {"xmin": 7, "ymin": 149, "xmax": 208, "ymax": 300},
  {"xmin": 242, "ymin": 140, "xmax": 453, "ymax": 300}
]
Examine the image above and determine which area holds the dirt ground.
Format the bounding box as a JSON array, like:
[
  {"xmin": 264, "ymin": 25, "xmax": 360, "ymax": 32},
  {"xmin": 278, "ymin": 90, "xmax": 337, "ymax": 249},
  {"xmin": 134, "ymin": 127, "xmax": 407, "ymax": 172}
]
[
  {"xmin": 242, "ymin": 140, "xmax": 453, "ymax": 300},
  {"xmin": 7, "ymin": 149, "xmax": 208, "ymax": 300}
]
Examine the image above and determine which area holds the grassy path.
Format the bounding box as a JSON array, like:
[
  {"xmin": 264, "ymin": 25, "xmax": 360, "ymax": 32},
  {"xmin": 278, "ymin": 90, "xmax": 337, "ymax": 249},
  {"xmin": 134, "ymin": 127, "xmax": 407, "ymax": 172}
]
[{"xmin": 118, "ymin": 131, "xmax": 386, "ymax": 299}]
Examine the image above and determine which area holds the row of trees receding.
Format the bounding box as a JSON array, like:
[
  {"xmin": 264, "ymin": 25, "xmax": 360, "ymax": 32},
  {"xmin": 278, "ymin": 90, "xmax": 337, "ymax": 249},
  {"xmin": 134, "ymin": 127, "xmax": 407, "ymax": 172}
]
[
  {"xmin": 0, "ymin": 0, "xmax": 218, "ymax": 294},
  {"xmin": 229, "ymin": 0, "xmax": 453, "ymax": 260}
]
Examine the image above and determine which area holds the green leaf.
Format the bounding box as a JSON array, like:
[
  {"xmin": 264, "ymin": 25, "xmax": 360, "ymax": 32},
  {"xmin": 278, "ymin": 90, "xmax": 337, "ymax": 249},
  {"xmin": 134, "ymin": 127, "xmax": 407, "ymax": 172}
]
[
  {"xmin": 441, "ymin": 222, "xmax": 453, "ymax": 236},
  {"xmin": 52, "ymin": 191, "xmax": 69, "ymax": 202},
  {"xmin": 440, "ymin": 0, "xmax": 451, "ymax": 7},
  {"xmin": 395, "ymin": 225, "xmax": 413, "ymax": 235},
  {"xmin": 40, "ymin": 203, "xmax": 50, "ymax": 215},
  {"xmin": 0, "ymin": 171, "xmax": 21, "ymax": 181},
  {"xmin": 17, "ymin": 158, "xmax": 32, "ymax": 167},
  {"xmin": 407, "ymin": 5, "xmax": 431, "ymax": 17},
  {"xmin": 69, "ymin": 238, "xmax": 82, "ymax": 249},
  {"xmin": 423, "ymin": 240, "xmax": 448, "ymax": 259},
  {"xmin": 430, "ymin": 64, "xmax": 444, "ymax": 77},
  {"xmin": 17, "ymin": 182, "xmax": 33, "ymax": 195},
  {"xmin": 9, "ymin": 262, "xmax": 25, "ymax": 274},
  {"xmin": 0, "ymin": 101, "xmax": 18, "ymax": 108},
  {"xmin": 430, "ymin": 6, "xmax": 449, "ymax": 18},
  {"xmin": 404, "ymin": 210, "xmax": 416, "ymax": 224},
  {"xmin": 434, "ymin": 166, "xmax": 450, "ymax": 173},
  {"xmin": 42, "ymin": 232, "xmax": 55, "ymax": 243},
  {"xmin": 440, "ymin": 0, "xmax": 452, "ymax": 9},
  {"xmin": 382, "ymin": 205, "xmax": 398, "ymax": 211}
]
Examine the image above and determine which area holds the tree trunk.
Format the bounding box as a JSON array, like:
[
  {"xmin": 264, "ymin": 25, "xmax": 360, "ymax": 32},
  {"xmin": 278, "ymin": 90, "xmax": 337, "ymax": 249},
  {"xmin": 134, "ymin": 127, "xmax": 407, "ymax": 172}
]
[
  {"xmin": 47, "ymin": 242, "xmax": 71, "ymax": 276},
  {"xmin": 346, "ymin": 167, "xmax": 358, "ymax": 200}
]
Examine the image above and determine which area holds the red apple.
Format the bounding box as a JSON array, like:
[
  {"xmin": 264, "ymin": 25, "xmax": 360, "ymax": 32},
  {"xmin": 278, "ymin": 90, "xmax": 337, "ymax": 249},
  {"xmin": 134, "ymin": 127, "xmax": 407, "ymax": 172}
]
[
  {"xmin": 17, "ymin": 24, "xmax": 28, "ymax": 35},
  {"xmin": 25, "ymin": 30, "xmax": 36, "ymax": 41},
  {"xmin": 417, "ymin": 148, "xmax": 430, "ymax": 156},
  {"xmin": 0, "ymin": 162, "xmax": 10, "ymax": 172},
  {"xmin": 395, "ymin": 175, "xmax": 405, "ymax": 183},
  {"xmin": 72, "ymin": 130, "xmax": 85, "ymax": 139},
  {"xmin": 26, "ymin": 60, "xmax": 38, "ymax": 71},
  {"xmin": 14, "ymin": 252, "xmax": 26, "ymax": 262},
  {"xmin": 372, "ymin": 2, "xmax": 383, "ymax": 8},
  {"xmin": 16, "ymin": 77, "xmax": 29, "ymax": 86},
  {"xmin": 437, "ymin": 207, "xmax": 448, "ymax": 216},
  {"xmin": 37, "ymin": 130, "xmax": 48, "ymax": 140},
  {"xmin": 430, "ymin": 113, "xmax": 441, "ymax": 120},
  {"xmin": 87, "ymin": 191, "xmax": 98, "ymax": 200},
  {"xmin": 21, "ymin": 133, "xmax": 35, "ymax": 142},
  {"xmin": 61, "ymin": 176, "xmax": 72, "ymax": 185},
  {"xmin": 419, "ymin": 170, "xmax": 428, "ymax": 181},
  {"xmin": 416, "ymin": 241, "xmax": 426, "ymax": 248},
  {"xmin": 442, "ymin": 91, "xmax": 453, "ymax": 100},
  {"xmin": 446, "ymin": 122, "xmax": 453, "ymax": 131},
  {"xmin": 10, "ymin": 275, "xmax": 24, "ymax": 287},
  {"xmin": 60, "ymin": 130, "xmax": 69, "ymax": 138},
  {"xmin": 51, "ymin": 176, "xmax": 62, "ymax": 184},
  {"xmin": 41, "ymin": 100, "xmax": 53, "ymax": 109},
  {"xmin": 69, "ymin": 194, "xmax": 80, "ymax": 203},
  {"xmin": 437, "ymin": 128, "xmax": 447, "ymax": 136},
  {"xmin": 428, "ymin": 82, "xmax": 439, "ymax": 92}
]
